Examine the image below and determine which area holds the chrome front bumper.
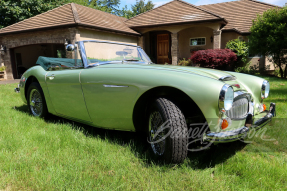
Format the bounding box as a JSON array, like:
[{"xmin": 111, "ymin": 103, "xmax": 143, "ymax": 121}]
[
  {"xmin": 14, "ymin": 84, "xmax": 20, "ymax": 93},
  {"xmin": 205, "ymin": 103, "xmax": 276, "ymax": 143}
]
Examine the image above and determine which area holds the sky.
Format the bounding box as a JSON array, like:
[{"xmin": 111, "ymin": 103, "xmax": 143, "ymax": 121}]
[{"xmin": 120, "ymin": 0, "xmax": 286, "ymax": 9}]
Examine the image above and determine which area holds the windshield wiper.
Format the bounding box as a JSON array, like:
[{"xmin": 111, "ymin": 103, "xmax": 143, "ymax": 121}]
[{"xmin": 122, "ymin": 59, "xmax": 140, "ymax": 62}]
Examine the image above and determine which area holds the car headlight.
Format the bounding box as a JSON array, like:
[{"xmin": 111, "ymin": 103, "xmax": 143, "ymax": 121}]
[
  {"xmin": 261, "ymin": 80, "xmax": 270, "ymax": 99},
  {"xmin": 219, "ymin": 84, "xmax": 234, "ymax": 111}
]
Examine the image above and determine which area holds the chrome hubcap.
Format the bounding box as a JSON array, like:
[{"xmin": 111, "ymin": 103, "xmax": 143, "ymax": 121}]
[
  {"xmin": 149, "ymin": 111, "xmax": 166, "ymax": 156},
  {"xmin": 29, "ymin": 89, "xmax": 43, "ymax": 117}
]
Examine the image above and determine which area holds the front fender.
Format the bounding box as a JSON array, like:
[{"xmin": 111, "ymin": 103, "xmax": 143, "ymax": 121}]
[
  {"xmin": 229, "ymin": 72, "xmax": 265, "ymax": 115},
  {"xmin": 129, "ymin": 68, "xmax": 226, "ymax": 131},
  {"xmin": 20, "ymin": 66, "xmax": 55, "ymax": 114}
]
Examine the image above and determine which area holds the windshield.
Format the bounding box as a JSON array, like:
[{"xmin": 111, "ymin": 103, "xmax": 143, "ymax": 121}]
[{"xmin": 83, "ymin": 41, "xmax": 151, "ymax": 66}]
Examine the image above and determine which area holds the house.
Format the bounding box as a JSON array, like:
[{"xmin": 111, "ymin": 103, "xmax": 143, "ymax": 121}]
[{"xmin": 0, "ymin": 0, "xmax": 278, "ymax": 79}]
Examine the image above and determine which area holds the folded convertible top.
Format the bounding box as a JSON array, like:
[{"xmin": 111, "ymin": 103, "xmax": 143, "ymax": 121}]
[{"xmin": 36, "ymin": 56, "xmax": 76, "ymax": 70}]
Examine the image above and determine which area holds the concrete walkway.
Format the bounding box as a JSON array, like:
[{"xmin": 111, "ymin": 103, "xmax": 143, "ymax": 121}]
[{"xmin": 0, "ymin": 79, "xmax": 20, "ymax": 85}]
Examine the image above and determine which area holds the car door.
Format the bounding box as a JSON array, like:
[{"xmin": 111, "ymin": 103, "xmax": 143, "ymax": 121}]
[
  {"xmin": 80, "ymin": 67, "xmax": 140, "ymax": 130},
  {"xmin": 46, "ymin": 69, "xmax": 91, "ymax": 123}
]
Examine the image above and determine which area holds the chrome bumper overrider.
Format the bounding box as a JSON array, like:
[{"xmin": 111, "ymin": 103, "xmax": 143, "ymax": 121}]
[
  {"xmin": 14, "ymin": 84, "xmax": 20, "ymax": 93},
  {"xmin": 205, "ymin": 103, "xmax": 276, "ymax": 143}
]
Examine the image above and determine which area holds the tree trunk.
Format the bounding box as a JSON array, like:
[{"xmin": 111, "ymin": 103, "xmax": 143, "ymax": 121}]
[
  {"xmin": 284, "ymin": 65, "xmax": 287, "ymax": 78},
  {"xmin": 279, "ymin": 65, "xmax": 284, "ymax": 78}
]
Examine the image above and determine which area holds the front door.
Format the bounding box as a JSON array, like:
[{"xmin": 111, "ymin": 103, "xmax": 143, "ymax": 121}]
[{"xmin": 157, "ymin": 34, "xmax": 170, "ymax": 64}]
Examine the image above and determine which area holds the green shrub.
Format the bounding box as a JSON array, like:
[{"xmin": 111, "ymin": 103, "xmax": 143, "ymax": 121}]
[
  {"xmin": 0, "ymin": 66, "xmax": 6, "ymax": 72},
  {"xmin": 235, "ymin": 62, "xmax": 259, "ymax": 75},
  {"xmin": 235, "ymin": 62, "xmax": 271, "ymax": 75},
  {"xmin": 235, "ymin": 63, "xmax": 249, "ymax": 73},
  {"xmin": 273, "ymin": 67, "xmax": 282, "ymax": 78},
  {"xmin": 226, "ymin": 39, "xmax": 249, "ymax": 68},
  {"xmin": 178, "ymin": 58, "xmax": 192, "ymax": 66}
]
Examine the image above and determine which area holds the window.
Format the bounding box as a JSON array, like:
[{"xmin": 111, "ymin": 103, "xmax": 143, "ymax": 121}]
[
  {"xmin": 238, "ymin": 36, "xmax": 244, "ymax": 41},
  {"xmin": 190, "ymin": 37, "xmax": 206, "ymax": 46}
]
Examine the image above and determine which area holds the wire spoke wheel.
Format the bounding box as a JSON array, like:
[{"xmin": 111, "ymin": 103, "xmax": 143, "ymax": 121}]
[
  {"xmin": 147, "ymin": 98, "xmax": 188, "ymax": 164},
  {"xmin": 149, "ymin": 111, "xmax": 166, "ymax": 156},
  {"xmin": 29, "ymin": 89, "xmax": 43, "ymax": 117}
]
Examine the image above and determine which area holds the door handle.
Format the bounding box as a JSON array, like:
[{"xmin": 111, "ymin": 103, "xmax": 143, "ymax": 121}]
[{"xmin": 47, "ymin": 74, "xmax": 55, "ymax": 80}]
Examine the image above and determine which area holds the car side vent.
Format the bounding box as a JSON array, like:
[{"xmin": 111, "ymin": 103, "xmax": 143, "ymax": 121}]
[{"xmin": 219, "ymin": 75, "xmax": 237, "ymax": 81}]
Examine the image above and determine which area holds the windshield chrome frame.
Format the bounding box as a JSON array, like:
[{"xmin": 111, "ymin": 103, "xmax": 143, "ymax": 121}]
[{"xmin": 76, "ymin": 40, "xmax": 149, "ymax": 68}]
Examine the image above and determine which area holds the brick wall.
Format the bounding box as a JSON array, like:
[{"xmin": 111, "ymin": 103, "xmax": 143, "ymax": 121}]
[{"xmin": 0, "ymin": 27, "xmax": 78, "ymax": 79}]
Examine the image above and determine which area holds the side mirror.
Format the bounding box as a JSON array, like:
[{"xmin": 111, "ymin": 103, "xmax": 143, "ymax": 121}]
[{"xmin": 66, "ymin": 44, "xmax": 75, "ymax": 51}]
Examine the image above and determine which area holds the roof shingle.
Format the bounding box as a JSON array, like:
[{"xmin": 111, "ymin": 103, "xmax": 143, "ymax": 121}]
[
  {"xmin": 200, "ymin": 0, "xmax": 278, "ymax": 33},
  {"xmin": 0, "ymin": 4, "xmax": 75, "ymax": 35},
  {"xmin": 125, "ymin": 0, "xmax": 226, "ymax": 28},
  {"xmin": 0, "ymin": 3, "xmax": 139, "ymax": 36},
  {"xmin": 74, "ymin": 4, "xmax": 138, "ymax": 35}
]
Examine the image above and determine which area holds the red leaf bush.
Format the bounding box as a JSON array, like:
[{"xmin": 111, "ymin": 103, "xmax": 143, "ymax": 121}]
[{"xmin": 189, "ymin": 49, "xmax": 237, "ymax": 69}]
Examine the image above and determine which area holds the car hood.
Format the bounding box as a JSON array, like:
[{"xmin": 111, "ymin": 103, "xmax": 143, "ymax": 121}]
[
  {"xmin": 102, "ymin": 63, "xmax": 252, "ymax": 92},
  {"xmin": 144, "ymin": 64, "xmax": 234, "ymax": 80},
  {"xmin": 141, "ymin": 65, "xmax": 249, "ymax": 91},
  {"xmin": 100, "ymin": 63, "xmax": 234, "ymax": 80}
]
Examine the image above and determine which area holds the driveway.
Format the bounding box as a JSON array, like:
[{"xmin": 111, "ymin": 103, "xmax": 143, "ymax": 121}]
[{"xmin": 0, "ymin": 79, "xmax": 20, "ymax": 85}]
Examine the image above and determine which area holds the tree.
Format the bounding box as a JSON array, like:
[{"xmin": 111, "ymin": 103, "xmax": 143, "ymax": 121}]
[
  {"xmin": 119, "ymin": 0, "xmax": 154, "ymax": 19},
  {"xmin": 89, "ymin": 0, "xmax": 120, "ymax": 15},
  {"xmin": 131, "ymin": 0, "xmax": 154, "ymax": 16},
  {"xmin": 119, "ymin": 5, "xmax": 134, "ymax": 19},
  {"xmin": 0, "ymin": 0, "xmax": 90, "ymax": 29},
  {"xmin": 249, "ymin": 6, "xmax": 287, "ymax": 78},
  {"xmin": 0, "ymin": 0, "xmax": 64, "ymax": 28},
  {"xmin": 226, "ymin": 39, "xmax": 249, "ymax": 67}
]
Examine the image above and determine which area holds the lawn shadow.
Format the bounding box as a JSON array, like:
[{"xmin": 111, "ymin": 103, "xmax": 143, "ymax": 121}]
[
  {"xmin": 186, "ymin": 141, "xmax": 248, "ymax": 169},
  {"xmin": 14, "ymin": 105, "xmax": 30, "ymax": 114},
  {"xmin": 14, "ymin": 104, "xmax": 247, "ymax": 169}
]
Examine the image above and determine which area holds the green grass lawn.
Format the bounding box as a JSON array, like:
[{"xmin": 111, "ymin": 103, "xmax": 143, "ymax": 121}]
[{"xmin": 0, "ymin": 76, "xmax": 286, "ymax": 190}]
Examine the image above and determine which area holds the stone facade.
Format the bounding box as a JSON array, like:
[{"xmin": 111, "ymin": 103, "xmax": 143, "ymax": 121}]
[
  {"xmin": 171, "ymin": 32, "xmax": 179, "ymax": 65},
  {"xmin": 0, "ymin": 27, "xmax": 79, "ymax": 79},
  {"xmin": 137, "ymin": 36, "xmax": 144, "ymax": 49},
  {"xmin": 213, "ymin": 30, "xmax": 222, "ymax": 49}
]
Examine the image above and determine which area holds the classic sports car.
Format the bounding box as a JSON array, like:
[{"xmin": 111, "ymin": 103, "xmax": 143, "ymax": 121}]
[{"xmin": 15, "ymin": 40, "xmax": 276, "ymax": 164}]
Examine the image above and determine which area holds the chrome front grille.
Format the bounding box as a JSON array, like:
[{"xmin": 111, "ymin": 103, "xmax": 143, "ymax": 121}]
[{"xmin": 226, "ymin": 97, "xmax": 249, "ymax": 119}]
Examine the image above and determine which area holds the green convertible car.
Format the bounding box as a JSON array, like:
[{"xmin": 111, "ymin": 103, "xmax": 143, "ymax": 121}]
[{"xmin": 15, "ymin": 40, "xmax": 276, "ymax": 164}]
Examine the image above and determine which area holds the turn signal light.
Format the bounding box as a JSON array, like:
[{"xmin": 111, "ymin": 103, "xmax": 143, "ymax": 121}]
[
  {"xmin": 221, "ymin": 119, "xmax": 229, "ymax": 130},
  {"xmin": 20, "ymin": 77, "xmax": 26, "ymax": 82},
  {"xmin": 263, "ymin": 104, "xmax": 266, "ymax": 111}
]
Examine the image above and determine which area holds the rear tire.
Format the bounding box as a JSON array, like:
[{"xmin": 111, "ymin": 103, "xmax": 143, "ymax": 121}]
[
  {"xmin": 27, "ymin": 82, "xmax": 48, "ymax": 118},
  {"xmin": 147, "ymin": 98, "xmax": 188, "ymax": 164}
]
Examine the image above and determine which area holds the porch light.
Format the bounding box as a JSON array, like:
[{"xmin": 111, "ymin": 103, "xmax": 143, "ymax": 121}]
[
  {"xmin": 210, "ymin": 36, "xmax": 213, "ymax": 43},
  {"xmin": 0, "ymin": 45, "xmax": 6, "ymax": 53}
]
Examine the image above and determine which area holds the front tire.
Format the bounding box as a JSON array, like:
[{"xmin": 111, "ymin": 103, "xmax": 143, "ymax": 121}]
[
  {"xmin": 27, "ymin": 82, "xmax": 48, "ymax": 118},
  {"xmin": 148, "ymin": 98, "xmax": 188, "ymax": 164}
]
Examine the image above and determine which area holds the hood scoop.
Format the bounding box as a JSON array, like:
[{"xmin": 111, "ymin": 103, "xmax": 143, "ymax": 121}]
[{"xmin": 219, "ymin": 75, "xmax": 237, "ymax": 81}]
